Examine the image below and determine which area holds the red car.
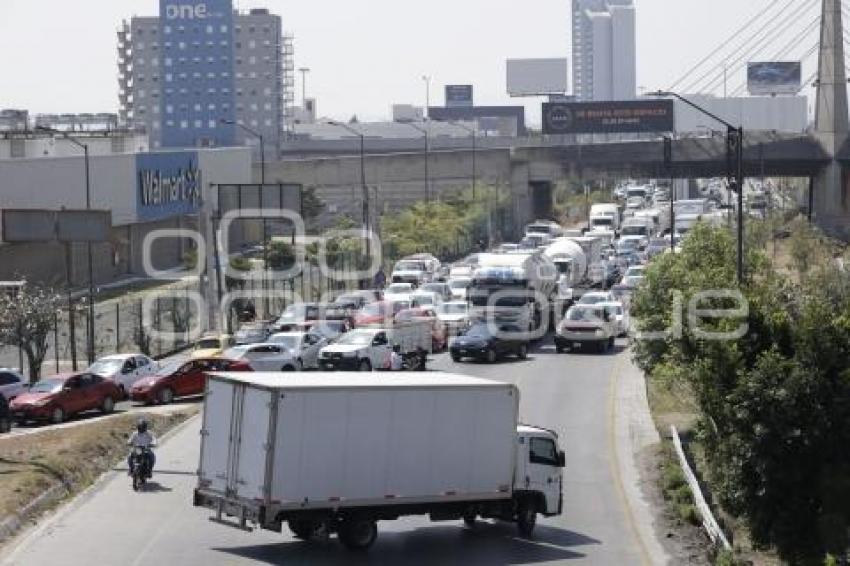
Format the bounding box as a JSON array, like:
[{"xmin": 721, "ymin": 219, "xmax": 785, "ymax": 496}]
[
  {"xmin": 130, "ymin": 357, "xmax": 251, "ymax": 405},
  {"xmin": 354, "ymin": 301, "xmax": 410, "ymax": 327},
  {"xmin": 10, "ymin": 373, "xmax": 122, "ymax": 425}
]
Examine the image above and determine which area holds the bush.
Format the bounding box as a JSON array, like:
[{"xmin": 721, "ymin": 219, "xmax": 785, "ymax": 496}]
[{"xmin": 677, "ymin": 503, "xmax": 700, "ymax": 526}]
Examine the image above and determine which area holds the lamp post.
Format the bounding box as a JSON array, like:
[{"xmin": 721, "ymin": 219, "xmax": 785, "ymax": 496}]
[
  {"xmin": 221, "ymin": 119, "xmax": 268, "ymax": 315},
  {"xmin": 406, "ymin": 121, "xmax": 431, "ymax": 201},
  {"xmin": 421, "ymin": 75, "xmax": 431, "ymax": 120},
  {"xmin": 451, "ymin": 121, "xmax": 477, "ymax": 199},
  {"xmin": 37, "ymin": 126, "xmax": 96, "ymax": 364},
  {"xmin": 328, "ymin": 121, "xmax": 371, "ymax": 265},
  {"xmin": 646, "ymin": 91, "xmax": 745, "ymax": 284}
]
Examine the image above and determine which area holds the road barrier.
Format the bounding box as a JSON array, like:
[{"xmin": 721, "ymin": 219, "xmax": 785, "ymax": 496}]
[{"xmin": 670, "ymin": 425, "xmax": 731, "ymax": 550}]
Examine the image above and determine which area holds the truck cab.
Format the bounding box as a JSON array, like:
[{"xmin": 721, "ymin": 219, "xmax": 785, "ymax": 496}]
[{"xmin": 515, "ymin": 426, "xmax": 565, "ymax": 518}]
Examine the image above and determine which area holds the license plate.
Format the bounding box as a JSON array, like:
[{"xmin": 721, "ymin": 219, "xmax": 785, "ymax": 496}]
[{"xmin": 573, "ymin": 342, "xmax": 582, "ymax": 348}]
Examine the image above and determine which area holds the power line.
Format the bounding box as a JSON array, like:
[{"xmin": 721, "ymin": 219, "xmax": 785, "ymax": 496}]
[
  {"xmin": 677, "ymin": 0, "xmax": 800, "ymax": 94},
  {"xmin": 666, "ymin": 0, "xmax": 778, "ymax": 92},
  {"xmin": 697, "ymin": 0, "xmax": 820, "ymax": 95}
]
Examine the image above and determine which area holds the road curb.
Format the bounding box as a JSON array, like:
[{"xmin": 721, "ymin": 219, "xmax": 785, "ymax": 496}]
[
  {"xmin": 611, "ymin": 352, "xmax": 671, "ymax": 566},
  {"xmin": 0, "ymin": 411, "xmax": 200, "ymax": 563}
]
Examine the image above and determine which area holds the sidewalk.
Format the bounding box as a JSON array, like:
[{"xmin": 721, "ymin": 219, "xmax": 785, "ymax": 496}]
[{"xmin": 613, "ymin": 354, "xmax": 670, "ymax": 566}]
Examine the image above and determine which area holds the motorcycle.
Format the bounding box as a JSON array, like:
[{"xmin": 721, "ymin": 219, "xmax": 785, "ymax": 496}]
[{"xmin": 130, "ymin": 446, "xmax": 153, "ymax": 491}]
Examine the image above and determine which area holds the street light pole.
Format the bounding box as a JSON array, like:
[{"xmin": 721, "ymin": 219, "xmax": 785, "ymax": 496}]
[
  {"xmin": 647, "ymin": 90, "xmax": 745, "ymax": 284},
  {"xmin": 406, "ymin": 122, "xmax": 431, "ymax": 201},
  {"xmin": 221, "ymin": 119, "xmax": 267, "ymax": 315},
  {"xmin": 37, "ymin": 126, "xmax": 96, "ymax": 363},
  {"xmin": 329, "ymin": 121, "xmax": 371, "ymax": 268}
]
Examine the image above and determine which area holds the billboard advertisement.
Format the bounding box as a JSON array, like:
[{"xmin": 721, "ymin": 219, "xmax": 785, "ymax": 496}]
[
  {"xmin": 445, "ymin": 85, "xmax": 474, "ymax": 107},
  {"xmin": 747, "ymin": 62, "xmax": 801, "ymax": 96},
  {"xmin": 542, "ymin": 100, "xmax": 675, "ymax": 134},
  {"xmin": 136, "ymin": 152, "xmax": 203, "ymax": 222},
  {"xmin": 507, "ymin": 58, "xmax": 568, "ymax": 96}
]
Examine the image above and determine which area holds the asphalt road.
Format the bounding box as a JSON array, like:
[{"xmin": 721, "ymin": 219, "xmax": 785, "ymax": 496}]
[{"xmin": 1, "ymin": 339, "xmax": 653, "ymax": 566}]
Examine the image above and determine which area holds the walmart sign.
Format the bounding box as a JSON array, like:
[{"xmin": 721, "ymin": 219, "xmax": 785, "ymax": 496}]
[{"xmin": 136, "ymin": 152, "xmax": 203, "ymax": 222}]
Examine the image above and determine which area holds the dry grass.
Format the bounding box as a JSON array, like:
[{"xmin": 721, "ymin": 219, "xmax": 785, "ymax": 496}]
[
  {"xmin": 0, "ymin": 409, "xmax": 197, "ymax": 520},
  {"xmin": 646, "ymin": 375, "xmax": 700, "ymax": 437}
]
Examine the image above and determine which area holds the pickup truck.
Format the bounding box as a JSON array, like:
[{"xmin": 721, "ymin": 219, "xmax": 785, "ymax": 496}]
[
  {"xmin": 318, "ymin": 320, "xmax": 432, "ymax": 371},
  {"xmin": 193, "ymin": 372, "xmax": 565, "ymax": 550}
]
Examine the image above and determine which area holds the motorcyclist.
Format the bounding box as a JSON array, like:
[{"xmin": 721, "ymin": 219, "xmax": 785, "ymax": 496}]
[{"xmin": 127, "ymin": 418, "xmax": 157, "ymax": 477}]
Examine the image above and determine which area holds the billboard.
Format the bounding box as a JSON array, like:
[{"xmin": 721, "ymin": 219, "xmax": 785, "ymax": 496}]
[
  {"xmin": 542, "ymin": 100, "xmax": 675, "ymax": 134},
  {"xmin": 507, "ymin": 58, "xmax": 568, "ymax": 96},
  {"xmin": 445, "ymin": 85, "xmax": 474, "ymax": 107},
  {"xmin": 2, "ymin": 210, "xmax": 111, "ymax": 243},
  {"xmin": 136, "ymin": 152, "xmax": 203, "ymax": 222},
  {"xmin": 747, "ymin": 62, "xmax": 801, "ymax": 96}
]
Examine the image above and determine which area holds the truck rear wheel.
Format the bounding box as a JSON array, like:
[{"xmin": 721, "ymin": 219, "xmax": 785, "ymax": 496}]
[
  {"xmin": 463, "ymin": 512, "xmax": 477, "ymax": 528},
  {"xmin": 338, "ymin": 518, "xmax": 377, "ymax": 550},
  {"xmin": 516, "ymin": 500, "xmax": 537, "ymax": 538},
  {"xmin": 358, "ymin": 359, "xmax": 371, "ymax": 372}
]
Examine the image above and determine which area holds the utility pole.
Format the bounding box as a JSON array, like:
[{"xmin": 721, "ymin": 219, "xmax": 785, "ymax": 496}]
[
  {"xmin": 664, "ymin": 136, "xmax": 675, "ymax": 252},
  {"xmin": 329, "ymin": 121, "xmax": 371, "ymax": 269},
  {"xmin": 407, "ymin": 122, "xmax": 431, "ymax": 201}
]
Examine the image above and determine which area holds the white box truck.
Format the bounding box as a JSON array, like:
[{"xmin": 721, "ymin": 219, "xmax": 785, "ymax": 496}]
[{"xmin": 194, "ymin": 373, "xmax": 565, "ymax": 550}]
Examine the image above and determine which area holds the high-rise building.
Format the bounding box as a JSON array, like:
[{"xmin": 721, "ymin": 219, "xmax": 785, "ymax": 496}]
[
  {"xmin": 571, "ymin": 0, "xmax": 636, "ymax": 101},
  {"xmin": 117, "ymin": 1, "xmax": 295, "ymax": 155}
]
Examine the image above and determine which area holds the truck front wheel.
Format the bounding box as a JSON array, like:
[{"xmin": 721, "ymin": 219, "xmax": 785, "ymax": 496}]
[
  {"xmin": 358, "ymin": 359, "xmax": 372, "ymax": 372},
  {"xmin": 338, "ymin": 518, "xmax": 377, "ymax": 550},
  {"xmin": 516, "ymin": 500, "xmax": 537, "ymax": 538}
]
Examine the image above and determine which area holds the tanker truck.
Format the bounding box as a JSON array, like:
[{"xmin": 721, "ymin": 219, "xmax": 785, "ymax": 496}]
[{"xmin": 543, "ymin": 238, "xmax": 587, "ymax": 309}]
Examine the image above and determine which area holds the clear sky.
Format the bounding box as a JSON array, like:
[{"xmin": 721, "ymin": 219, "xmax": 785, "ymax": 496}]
[{"xmin": 0, "ymin": 0, "xmax": 824, "ymax": 125}]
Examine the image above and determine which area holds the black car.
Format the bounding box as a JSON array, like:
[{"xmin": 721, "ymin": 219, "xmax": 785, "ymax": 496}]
[
  {"xmin": 0, "ymin": 394, "xmax": 11, "ymax": 434},
  {"xmin": 449, "ymin": 323, "xmax": 529, "ymax": 363}
]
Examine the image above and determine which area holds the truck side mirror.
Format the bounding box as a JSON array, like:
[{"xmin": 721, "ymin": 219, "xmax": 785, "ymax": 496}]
[{"xmin": 558, "ymin": 450, "xmax": 566, "ymax": 468}]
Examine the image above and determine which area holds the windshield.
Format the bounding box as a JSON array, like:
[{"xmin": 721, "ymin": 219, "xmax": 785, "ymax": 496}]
[
  {"xmin": 337, "ymin": 331, "xmax": 375, "ymax": 346},
  {"xmin": 88, "ymin": 359, "xmax": 124, "ymax": 375},
  {"xmin": 579, "ymin": 295, "xmax": 606, "ymax": 305},
  {"xmin": 195, "ymin": 338, "xmax": 221, "ymax": 350},
  {"xmin": 269, "ymin": 335, "xmax": 300, "ymax": 350},
  {"xmin": 30, "ymin": 379, "xmax": 64, "ymax": 394},
  {"xmin": 622, "ymin": 226, "xmax": 648, "ymax": 237},
  {"xmin": 386, "ymin": 284, "xmax": 412, "ymax": 294},
  {"xmin": 567, "ymin": 308, "xmax": 606, "ymax": 321},
  {"xmin": 412, "ymin": 294, "xmax": 435, "ymax": 305},
  {"xmin": 463, "ymin": 324, "xmax": 493, "ymax": 338},
  {"xmin": 592, "ymin": 217, "xmax": 613, "ymax": 226},
  {"xmin": 440, "ymin": 303, "xmax": 468, "ymax": 315},
  {"xmin": 395, "ymin": 261, "xmax": 426, "ymax": 272},
  {"xmin": 449, "ymin": 278, "xmax": 471, "ymax": 289}
]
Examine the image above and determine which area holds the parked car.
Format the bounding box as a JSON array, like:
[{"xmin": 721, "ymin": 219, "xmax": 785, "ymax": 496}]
[
  {"xmin": 267, "ymin": 331, "xmax": 330, "ymax": 370},
  {"xmin": 0, "ymin": 368, "xmax": 26, "ymax": 401},
  {"xmin": 273, "ymin": 303, "xmax": 321, "ymax": 332},
  {"xmin": 130, "ymin": 358, "xmax": 252, "ymax": 405},
  {"xmin": 449, "ymin": 322, "xmax": 529, "ymax": 363},
  {"xmin": 86, "ymin": 354, "xmax": 157, "ymax": 396},
  {"xmin": 0, "ymin": 394, "xmax": 11, "ymax": 434},
  {"xmin": 395, "ymin": 307, "xmax": 448, "ymax": 352},
  {"xmin": 234, "ymin": 322, "xmax": 273, "ymax": 346},
  {"xmin": 190, "ymin": 333, "xmax": 236, "ymax": 359},
  {"xmin": 554, "ymin": 305, "xmax": 617, "ymax": 354},
  {"xmin": 225, "ymin": 343, "xmax": 307, "ymax": 372},
  {"xmin": 11, "ymin": 373, "xmax": 122, "ymax": 424},
  {"xmin": 418, "ymin": 282, "xmax": 453, "ymax": 303}
]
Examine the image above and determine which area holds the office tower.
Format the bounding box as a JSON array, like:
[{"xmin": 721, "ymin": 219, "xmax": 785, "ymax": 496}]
[{"xmin": 571, "ymin": 0, "xmax": 636, "ymax": 101}]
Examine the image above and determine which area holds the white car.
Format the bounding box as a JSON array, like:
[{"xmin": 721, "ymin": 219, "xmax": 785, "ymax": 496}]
[
  {"xmin": 599, "ymin": 301, "xmax": 630, "ymax": 337},
  {"xmin": 225, "ymin": 343, "xmax": 303, "ymax": 372},
  {"xmin": 577, "ymin": 291, "xmax": 615, "ymax": 306},
  {"xmin": 267, "ymin": 331, "xmax": 330, "ymax": 370},
  {"xmin": 383, "ymin": 282, "xmax": 415, "ymax": 304},
  {"xmin": 411, "ymin": 290, "xmax": 443, "ymax": 308},
  {"xmin": 87, "ymin": 354, "xmax": 158, "ymax": 394},
  {"xmin": 436, "ymin": 301, "xmax": 470, "ymax": 334},
  {"xmin": 623, "ymin": 266, "xmax": 647, "ymax": 279},
  {"xmin": 448, "ymin": 277, "xmax": 472, "ymax": 300},
  {"xmin": 0, "ymin": 369, "xmax": 26, "ymax": 401}
]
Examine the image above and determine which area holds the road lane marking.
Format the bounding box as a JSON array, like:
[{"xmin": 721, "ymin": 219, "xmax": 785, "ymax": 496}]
[{"xmin": 607, "ymin": 351, "xmax": 654, "ymax": 566}]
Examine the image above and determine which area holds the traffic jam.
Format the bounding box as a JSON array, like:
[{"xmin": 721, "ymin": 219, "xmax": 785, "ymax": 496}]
[{"xmin": 0, "ymin": 180, "xmax": 701, "ymax": 435}]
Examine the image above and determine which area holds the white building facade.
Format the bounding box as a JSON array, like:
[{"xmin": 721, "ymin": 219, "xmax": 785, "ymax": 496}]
[{"xmin": 571, "ymin": 0, "xmax": 636, "ymax": 102}]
